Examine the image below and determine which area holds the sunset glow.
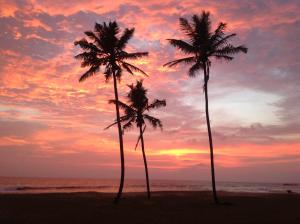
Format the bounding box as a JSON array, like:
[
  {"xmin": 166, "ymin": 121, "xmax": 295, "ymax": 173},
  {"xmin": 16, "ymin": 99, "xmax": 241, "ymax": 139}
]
[{"xmin": 0, "ymin": 0, "xmax": 299, "ymax": 183}]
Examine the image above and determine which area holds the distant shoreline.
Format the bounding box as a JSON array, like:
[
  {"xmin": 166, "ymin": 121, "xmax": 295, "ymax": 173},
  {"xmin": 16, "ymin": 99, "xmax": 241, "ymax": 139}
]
[{"xmin": 0, "ymin": 190, "xmax": 298, "ymax": 195}]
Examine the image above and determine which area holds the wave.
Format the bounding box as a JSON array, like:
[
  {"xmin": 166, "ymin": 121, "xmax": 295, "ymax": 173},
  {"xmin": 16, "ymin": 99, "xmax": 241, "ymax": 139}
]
[
  {"xmin": 283, "ymin": 183, "xmax": 299, "ymax": 186},
  {"xmin": 14, "ymin": 184, "xmax": 196, "ymax": 191},
  {"xmin": 10, "ymin": 185, "xmax": 113, "ymax": 191},
  {"xmin": 1, "ymin": 184, "xmax": 200, "ymax": 193}
]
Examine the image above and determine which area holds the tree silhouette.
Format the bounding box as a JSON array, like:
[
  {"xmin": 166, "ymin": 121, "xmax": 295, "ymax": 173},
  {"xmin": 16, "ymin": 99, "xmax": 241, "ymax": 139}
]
[
  {"xmin": 164, "ymin": 12, "xmax": 247, "ymax": 204},
  {"xmin": 74, "ymin": 21, "xmax": 148, "ymax": 203},
  {"xmin": 106, "ymin": 80, "xmax": 166, "ymax": 199}
]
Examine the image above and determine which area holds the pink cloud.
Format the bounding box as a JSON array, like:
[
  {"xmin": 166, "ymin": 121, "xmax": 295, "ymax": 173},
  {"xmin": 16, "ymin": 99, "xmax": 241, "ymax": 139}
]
[{"xmin": 0, "ymin": 0, "xmax": 299, "ymax": 182}]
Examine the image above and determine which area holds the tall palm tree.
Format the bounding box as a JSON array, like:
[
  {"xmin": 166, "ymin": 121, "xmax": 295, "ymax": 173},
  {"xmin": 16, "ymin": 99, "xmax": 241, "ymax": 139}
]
[
  {"xmin": 164, "ymin": 11, "xmax": 247, "ymax": 204},
  {"xmin": 105, "ymin": 80, "xmax": 166, "ymax": 199},
  {"xmin": 74, "ymin": 21, "xmax": 148, "ymax": 203}
]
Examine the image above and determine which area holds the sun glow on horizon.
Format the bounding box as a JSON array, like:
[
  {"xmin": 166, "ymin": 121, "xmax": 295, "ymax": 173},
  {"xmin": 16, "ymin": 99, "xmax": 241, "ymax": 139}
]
[{"xmin": 153, "ymin": 148, "xmax": 207, "ymax": 157}]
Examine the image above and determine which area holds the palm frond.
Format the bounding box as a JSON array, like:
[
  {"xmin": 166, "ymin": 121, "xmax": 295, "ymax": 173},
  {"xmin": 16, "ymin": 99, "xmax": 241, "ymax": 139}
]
[
  {"xmin": 94, "ymin": 22, "xmax": 104, "ymax": 34},
  {"xmin": 144, "ymin": 114, "xmax": 163, "ymax": 130},
  {"xmin": 74, "ymin": 51, "xmax": 96, "ymax": 60},
  {"xmin": 214, "ymin": 44, "xmax": 248, "ymax": 55},
  {"xmin": 167, "ymin": 39, "xmax": 195, "ymax": 54},
  {"xmin": 74, "ymin": 38, "xmax": 100, "ymax": 53},
  {"xmin": 121, "ymin": 63, "xmax": 134, "ymax": 75},
  {"xmin": 93, "ymin": 22, "xmax": 119, "ymax": 53},
  {"xmin": 163, "ymin": 56, "xmax": 195, "ymax": 67},
  {"xmin": 119, "ymin": 52, "xmax": 149, "ymax": 60},
  {"xmin": 212, "ymin": 33, "xmax": 236, "ymax": 49},
  {"xmin": 104, "ymin": 115, "xmax": 131, "ymax": 130},
  {"xmin": 95, "ymin": 21, "xmax": 119, "ymax": 37},
  {"xmin": 188, "ymin": 62, "xmax": 204, "ymax": 77},
  {"xmin": 212, "ymin": 54, "xmax": 234, "ymax": 61},
  {"xmin": 118, "ymin": 28, "xmax": 134, "ymax": 49},
  {"xmin": 122, "ymin": 117, "xmax": 135, "ymax": 131},
  {"xmin": 75, "ymin": 53, "xmax": 107, "ymax": 69},
  {"xmin": 84, "ymin": 31, "xmax": 104, "ymax": 49},
  {"xmin": 179, "ymin": 17, "xmax": 193, "ymax": 35},
  {"xmin": 192, "ymin": 12, "xmax": 211, "ymax": 40},
  {"xmin": 104, "ymin": 121, "xmax": 118, "ymax": 130},
  {"xmin": 79, "ymin": 66, "xmax": 99, "ymax": 82},
  {"xmin": 147, "ymin": 99, "xmax": 166, "ymax": 110},
  {"xmin": 121, "ymin": 62, "xmax": 148, "ymax": 76},
  {"xmin": 211, "ymin": 22, "xmax": 227, "ymax": 40},
  {"xmin": 108, "ymin": 21, "xmax": 120, "ymax": 36},
  {"xmin": 108, "ymin": 99, "xmax": 135, "ymax": 112}
]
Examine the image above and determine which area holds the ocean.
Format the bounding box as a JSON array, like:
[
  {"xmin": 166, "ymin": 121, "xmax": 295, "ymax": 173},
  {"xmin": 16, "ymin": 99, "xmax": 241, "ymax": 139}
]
[{"xmin": 0, "ymin": 177, "xmax": 299, "ymax": 194}]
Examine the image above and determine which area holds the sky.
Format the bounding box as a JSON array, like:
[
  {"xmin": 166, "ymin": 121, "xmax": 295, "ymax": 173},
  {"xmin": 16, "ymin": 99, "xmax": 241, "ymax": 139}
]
[{"xmin": 0, "ymin": 0, "xmax": 299, "ymax": 183}]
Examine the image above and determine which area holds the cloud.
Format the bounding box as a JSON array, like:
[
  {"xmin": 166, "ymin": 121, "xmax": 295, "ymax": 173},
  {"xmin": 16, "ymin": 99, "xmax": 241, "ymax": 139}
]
[
  {"xmin": 0, "ymin": 0, "xmax": 299, "ymax": 181},
  {"xmin": 0, "ymin": 119, "xmax": 46, "ymax": 137}
]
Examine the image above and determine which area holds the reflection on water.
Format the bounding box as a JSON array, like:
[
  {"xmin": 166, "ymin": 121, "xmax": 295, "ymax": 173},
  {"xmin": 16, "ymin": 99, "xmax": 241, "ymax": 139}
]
[{"xmin": 0, "ymin": 177, "xmax": 299, "ymax": 194}]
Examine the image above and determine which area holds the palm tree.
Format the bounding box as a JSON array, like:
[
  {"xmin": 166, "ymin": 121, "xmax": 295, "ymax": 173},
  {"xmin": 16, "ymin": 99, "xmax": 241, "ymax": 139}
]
[
  {"xmin": 74, "ymin": 21, "xmax": 148, "ymax": 203},
  {"xmin": 105, "ymin": 80, "xmax": 166, "ymax": 199},
  {"xmin": 164, "ymin": 11, "xmax": 247, "ymax": 204}
]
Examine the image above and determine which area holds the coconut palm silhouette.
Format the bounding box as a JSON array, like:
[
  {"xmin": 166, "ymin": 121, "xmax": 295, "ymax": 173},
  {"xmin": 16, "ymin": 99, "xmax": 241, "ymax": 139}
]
[
  {"xmin": 74, "ymin": 21, "xmax": 148, "ymax": 203},
  {"xmin": 164, "ymin": 11, "xmax": 247, "ymax": 204},
  {"xmin": 106, "ymin": 80, "xmax": 166, "ymax": 198}
]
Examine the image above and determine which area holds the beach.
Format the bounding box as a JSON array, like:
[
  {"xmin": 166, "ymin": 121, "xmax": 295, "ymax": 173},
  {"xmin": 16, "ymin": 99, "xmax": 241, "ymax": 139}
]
[{"xmin": 0, "ymin": 191, "xmax": 299, "ymax": 224}]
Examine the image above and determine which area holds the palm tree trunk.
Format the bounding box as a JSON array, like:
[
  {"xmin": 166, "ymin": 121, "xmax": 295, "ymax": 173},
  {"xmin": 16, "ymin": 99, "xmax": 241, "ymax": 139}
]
[
  {"xmin": 203, "ymin": 63, "xmax": 219, "ymax": 204},
  {"xmin": 112, "ymin": 72, "xmax": 125, "ymax": 204},
  {"xmin": 139, "ymin": 125, "xmax": 151, "ymax": 199}
]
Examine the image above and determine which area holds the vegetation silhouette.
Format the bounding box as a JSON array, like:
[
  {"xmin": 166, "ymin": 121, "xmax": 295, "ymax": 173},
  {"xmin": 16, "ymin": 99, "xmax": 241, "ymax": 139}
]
[
  {"xmin": 74, "ymin": 21, "xmax": 148, "ymax": 203},
  {"xmin": 164, "ymin": 11, "xmax": 248, "ymax": 204},
  {"xmin": 105, "ymin": 80, "xmax": 166, "ymax": 199}
]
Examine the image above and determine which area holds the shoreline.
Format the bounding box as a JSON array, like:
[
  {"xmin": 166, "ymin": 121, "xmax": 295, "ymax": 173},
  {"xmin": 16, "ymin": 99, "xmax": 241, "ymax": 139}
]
[
  {"xmin": 1, "ymin": 191, "xmax": 299, "ymax": 223},
  {"xmin": 0, "ymin": 189, "xmax": 298, "ymax": 195}
]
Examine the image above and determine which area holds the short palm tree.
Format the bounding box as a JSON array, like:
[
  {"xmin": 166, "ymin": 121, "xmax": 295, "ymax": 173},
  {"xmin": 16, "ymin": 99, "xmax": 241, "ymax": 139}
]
[
  {"xmin": 105, "ymin": 80, "xmax": 166, "ymax": 199},
  {"xmin": 164, "ymin": 11, "xmax": 247, "ymax": 204},
  {"xmin": 74, "ymin": 21, "xmax": 148, "ymax": 203}
]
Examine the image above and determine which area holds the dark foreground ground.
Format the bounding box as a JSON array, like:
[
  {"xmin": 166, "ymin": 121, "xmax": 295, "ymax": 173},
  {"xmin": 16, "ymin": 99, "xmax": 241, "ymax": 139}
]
[{"xmin": 0, "ymin": 191, "xmax": 300, "ymax": 224}]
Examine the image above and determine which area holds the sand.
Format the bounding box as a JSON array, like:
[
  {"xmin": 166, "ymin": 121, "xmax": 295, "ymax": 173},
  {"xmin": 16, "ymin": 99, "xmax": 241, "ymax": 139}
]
[{"xmin": 0, "ymin": 191, "xmax": 299, "ymax": 223}]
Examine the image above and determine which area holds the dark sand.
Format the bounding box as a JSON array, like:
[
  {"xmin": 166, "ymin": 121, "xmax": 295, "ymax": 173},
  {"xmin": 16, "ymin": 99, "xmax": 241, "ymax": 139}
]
[{"xmin": 0, "ymin": 191, "xmax": 299, "ymax": 224}]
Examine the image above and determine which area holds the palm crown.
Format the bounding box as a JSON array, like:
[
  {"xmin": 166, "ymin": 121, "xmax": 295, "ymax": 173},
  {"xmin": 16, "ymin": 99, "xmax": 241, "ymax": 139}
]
[
  {"xmin": 74, "ymin": 21, "xmax": 148, "ymax": 82},
  {"xmin": 164, "ymin": 11, "xmax": 247, "ymax": 78},
  {"xmin": 106, "ymin": 80, "xmax": 166, "ymax": 131}
]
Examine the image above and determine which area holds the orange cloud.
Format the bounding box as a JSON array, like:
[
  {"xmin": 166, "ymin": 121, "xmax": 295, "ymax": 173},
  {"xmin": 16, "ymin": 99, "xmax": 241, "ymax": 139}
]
[
  {"xmin": 0, "ymin": 0, "xmax": 18, "ymax": 17},
  {"xmin": 24, "ymin": 18, "xmax": 52, "ymax": 31},
  {"xmin": 0, "ymin": 0, "xmax": 299, "ymax": 181}
]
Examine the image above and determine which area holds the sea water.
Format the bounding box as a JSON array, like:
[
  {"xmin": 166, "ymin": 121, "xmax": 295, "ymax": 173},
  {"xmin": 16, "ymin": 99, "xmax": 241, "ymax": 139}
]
[{"xmin": 0, "ymin": 177, "xmax": 299, "ymax": 194}]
